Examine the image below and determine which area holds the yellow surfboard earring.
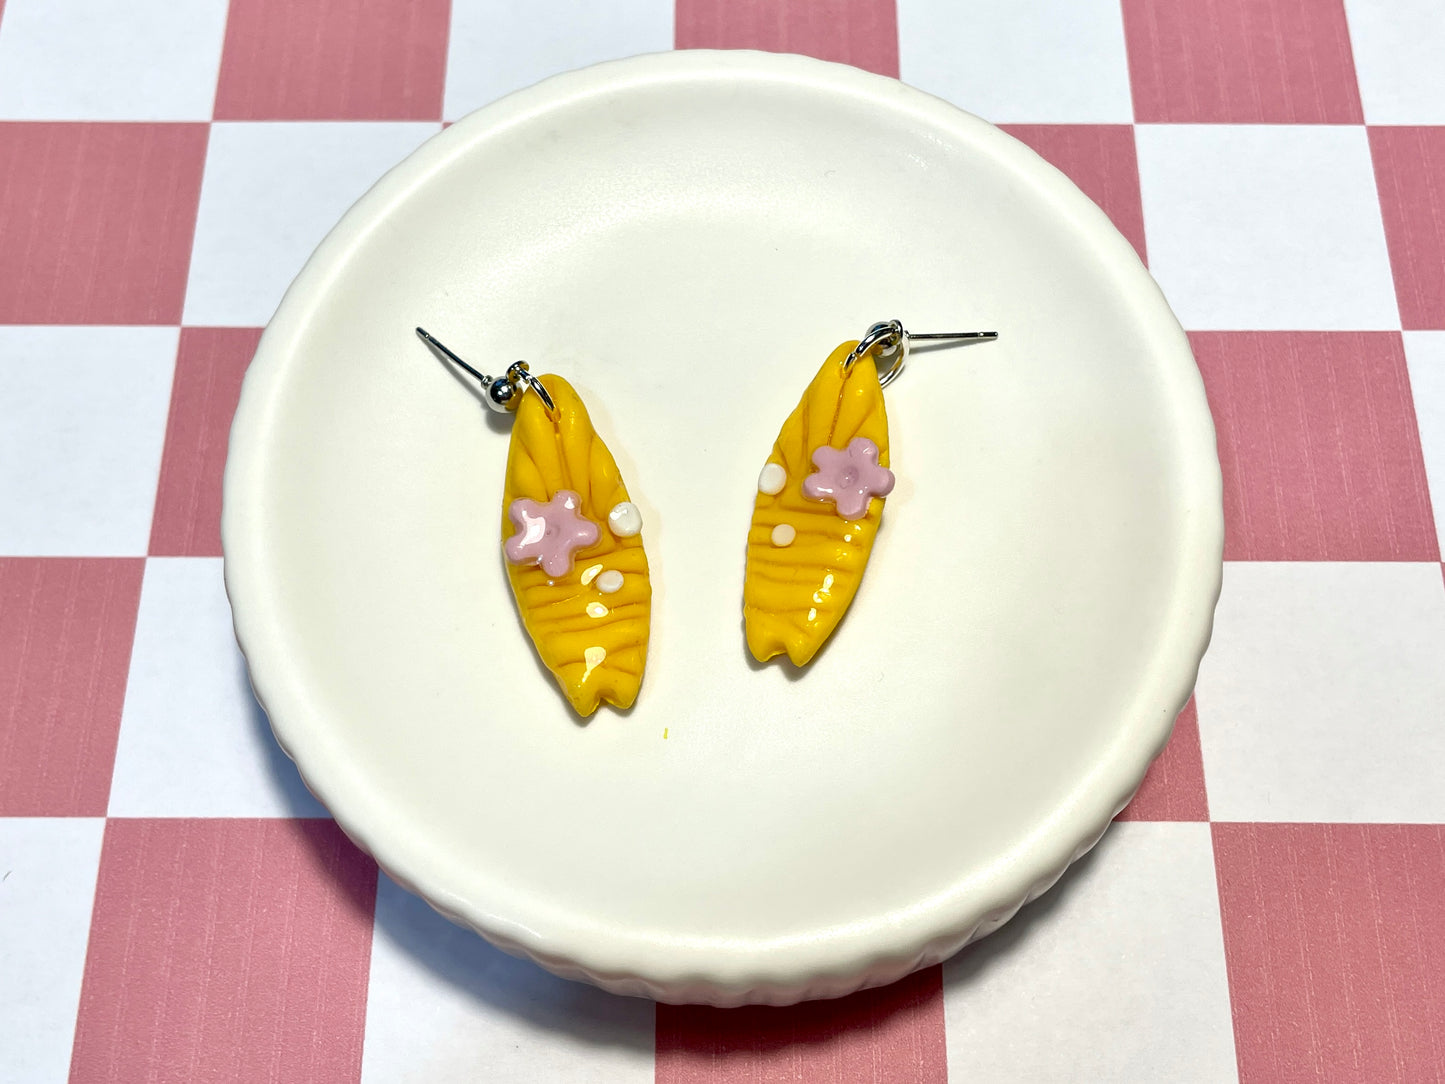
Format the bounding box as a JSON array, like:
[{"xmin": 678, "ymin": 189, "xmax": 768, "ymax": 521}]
[
  {"xmin": 417, "ymin": 328, "xmax": 650, "ymax": 717},
  {"xmin": 743, "ymin": 320, "xmax": 997, "ymax": 667}
]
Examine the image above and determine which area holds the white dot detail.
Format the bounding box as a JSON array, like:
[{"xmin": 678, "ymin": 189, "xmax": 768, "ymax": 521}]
[
  {"xmin": 758, "ymin": 462, "xmax": 787, "ymax": 495},
  {"xmin": 586, "ymin": 602, "xmax": 609, "ymax": 618},
  {"xmin": 607, "ymin": 501, "xmax": 642, "ymax": 537},
  {"xmin": 771, "ymin": 523, "xmax": 796, "ymax": 547},
  {"xmin": 596, "ymin": 569, "xmax": 624, "ymax": 594}
]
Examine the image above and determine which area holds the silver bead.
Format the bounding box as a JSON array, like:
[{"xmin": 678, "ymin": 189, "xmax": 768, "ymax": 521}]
[{"xmin": 484, "ymin": 375, "xmax": 520, "ymax": 413}]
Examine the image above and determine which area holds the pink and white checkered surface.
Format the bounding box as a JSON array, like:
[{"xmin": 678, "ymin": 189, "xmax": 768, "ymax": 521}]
[{"xmin": 1, "ymin": 0, "xmax": 1443, "ymax": 1080}]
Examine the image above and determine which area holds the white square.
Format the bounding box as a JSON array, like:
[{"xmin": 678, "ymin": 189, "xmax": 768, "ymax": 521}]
[
  {"xmin": 1405, "ymin": 332, "xmax": 1445, "ymax": 553},
  {"xmin": 0, "ymin": 327, "xmax": 175, "ymax": 557},
  {"xmin": 184, "ymin": 122, "xmax": 441, "ymax": 326},
  {"xmin": 943, "ymin": 822, "xmax": 1236, "ymax": 1082},
  {"xmin": 0, "ymin": 0, "xmax": 228, "ymax": 121},
  {"xmin": 1345, "ymin": 0, "xmax": 1445, "ymax": 124},
  {"xmin": 445, "ymin": 0, "xmax": 673, "ymax": 121},
  {"xmin": 0, "ymin": 818, "xmax": 105, "ymax": 1084},
  {"xmin": 1136, "ymin": 125, "xmax": 1400, "ymax": 330},
  {"xmin": 1196, "ymin": 562, "xmax": 1445, "ymax": 822},
  {"xmin": 109, "ymin": 557, "xmax": 326, "ymax": 817},
  {"xmin": 898, "ymin": 0, "xmax": 1133, "ymax": 123},
  {"xmin": 361, "ymin": 877, "xmax": 654, "ymax": 1084}
]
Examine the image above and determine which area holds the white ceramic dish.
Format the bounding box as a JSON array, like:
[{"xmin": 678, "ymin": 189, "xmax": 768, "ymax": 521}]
[{"xmin": 223, "ymin": 50, "xmax": 1222, "ymax": 1006}]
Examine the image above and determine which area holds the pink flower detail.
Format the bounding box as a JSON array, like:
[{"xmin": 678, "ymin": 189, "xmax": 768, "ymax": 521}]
[
  {"xmin": 504, "ymin": 490, "xmax": 600, "ymax": 577},
  {"xmin": 802, "ymin": 437, "xmax": 895, "ymax": 519}
]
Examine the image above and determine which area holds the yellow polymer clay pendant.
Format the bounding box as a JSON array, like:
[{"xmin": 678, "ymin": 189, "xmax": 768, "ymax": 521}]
[
  {"xmin": 743, "ymin": 321, "xmax": 997, "ymax": 667},
  {"xmin": 416, "ymin": 328, "xmax": 650, "ymax": 718},
  {"xmin": 744, "ymin": 340, "xmax": 894, "ymax": 666},
  {"xmin": 501, "ymin": 376, "xmax": 651, "ymax": 715}
]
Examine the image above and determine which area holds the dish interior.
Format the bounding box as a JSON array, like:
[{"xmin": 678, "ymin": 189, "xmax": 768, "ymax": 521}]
[{"xmin": 231, "ymin": 56, "xmax": 1217, "ymax": 981}]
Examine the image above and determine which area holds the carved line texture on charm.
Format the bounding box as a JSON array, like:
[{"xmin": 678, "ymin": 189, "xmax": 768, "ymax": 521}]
[
  {"xmin": 502, "ymin": 374, "xmax": 651, "ymax": 716},
  {"xmin": 743, "ymin": 342, "xmax": 892, "ymax": 667}
]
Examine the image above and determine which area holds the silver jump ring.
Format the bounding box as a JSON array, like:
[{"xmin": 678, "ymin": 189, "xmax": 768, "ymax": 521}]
[
  {"xmin": 506, "ymin": 361, "xmax": 557, "ymax": 415},
  {"xmin": 842, "ymin": 319, "xmax": 909, "ymax": 388}
]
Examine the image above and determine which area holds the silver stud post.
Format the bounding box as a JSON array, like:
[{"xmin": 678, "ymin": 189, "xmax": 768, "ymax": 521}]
[
  {"xmin": 415, "ymin": 327, "xmax": 555, "ymax": 415},
  {"xmin": 844, "ymin": 320, "xmax": 998, "ymax": 388}
]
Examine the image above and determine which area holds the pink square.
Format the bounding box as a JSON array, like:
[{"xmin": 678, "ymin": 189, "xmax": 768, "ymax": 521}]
[
  {"xmin": 1192, "ymin": 332, "xmax": 1438, "ymax": 562},
  {"xmin": 1116, "ymin": 698, "xmax": 1207, "ymax": 821},
  {"xmin": 1371, "ymin": 126, "xmax": 1445, "ymax": 331},
  {"xmin": 0, "ymin": 122, "xmax": 206, "ymax": 324},
  {"xmin": 0, "ymin": 559, "xmax": 143, "ymax": 816},
  {"xmin": 214, "ymin": 0, "xmax": 450, "ymax": 120},
  {"xmin": 657, "ymin": 966, "xmax": 946, "ymax": 1082},
  {"xmin": 1214, "ymin": 823, "xmax": 1445, "ymax": 1081},
  {"xmin": 149, "ymin": 328, "xmax": 261, "ymax": 557},
  {"xmin": 1122, "ymin": 0, "xmax": 1362, "ymax": 123},
  {"xmin": 70, "ymin": 819, "xmax": 377, "ymax": 1083},
  {"xmin": 1001, "ymin": 125, "xmax": 1147, "ymax": 264},
  {"xmin": 675, "ymin": 0, "xmax": 899, "ymax": 78}
]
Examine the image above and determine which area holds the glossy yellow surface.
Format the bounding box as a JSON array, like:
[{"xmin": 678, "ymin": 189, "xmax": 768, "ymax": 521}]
[
  {"xmin": 744, "ymin": 342, "xmax": 890, "ymax": 666},
  {"xmin": 503, "ymin": 375, "xmax": 650, "ymax": 716}
]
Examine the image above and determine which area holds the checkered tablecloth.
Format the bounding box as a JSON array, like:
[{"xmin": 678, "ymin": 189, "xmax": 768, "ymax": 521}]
[{"xmin": 2, "ymin": 0, "xmax": 1443, "ymax": 1080}]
